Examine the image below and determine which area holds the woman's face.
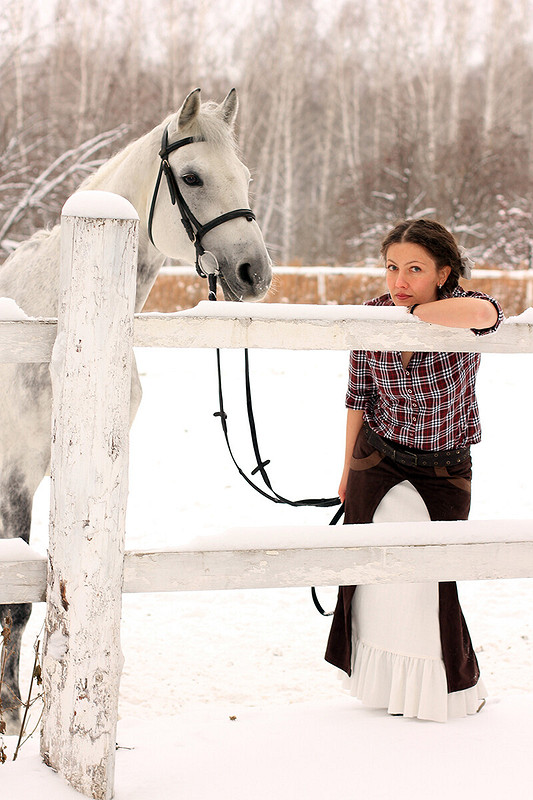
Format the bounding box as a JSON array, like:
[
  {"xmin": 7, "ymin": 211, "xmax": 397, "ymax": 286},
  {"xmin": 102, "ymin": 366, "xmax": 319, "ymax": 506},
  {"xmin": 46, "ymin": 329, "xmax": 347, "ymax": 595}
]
[{"xmin": 385, "ymin": 242, "xmax": 451, "ymax": 307}]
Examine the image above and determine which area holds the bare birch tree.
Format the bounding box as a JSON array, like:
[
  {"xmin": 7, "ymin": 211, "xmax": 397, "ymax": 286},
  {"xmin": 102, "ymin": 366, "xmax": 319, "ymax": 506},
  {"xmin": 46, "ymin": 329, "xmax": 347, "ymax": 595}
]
[{"xmin": 0, "ymin": 0, "xmax": 531, "ymax": 266}]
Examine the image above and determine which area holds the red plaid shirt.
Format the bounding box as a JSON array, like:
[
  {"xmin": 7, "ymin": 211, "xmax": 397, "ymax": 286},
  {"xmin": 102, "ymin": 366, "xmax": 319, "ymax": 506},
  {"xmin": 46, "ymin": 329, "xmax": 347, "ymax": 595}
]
[{"xmin": 346, "ymin": 288, "xmax": 504, "ymax": 450}]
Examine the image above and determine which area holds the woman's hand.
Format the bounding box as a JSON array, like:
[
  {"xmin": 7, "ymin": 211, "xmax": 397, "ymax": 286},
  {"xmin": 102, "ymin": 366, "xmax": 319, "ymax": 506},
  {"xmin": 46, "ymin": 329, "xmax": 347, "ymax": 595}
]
[
  {"xmin": 339, "ymin": 409, "xmax": 364, "ymax": 503},
  {"xmin": 338, "ymin": 465, "xmax": 350, "ymax": 503}
]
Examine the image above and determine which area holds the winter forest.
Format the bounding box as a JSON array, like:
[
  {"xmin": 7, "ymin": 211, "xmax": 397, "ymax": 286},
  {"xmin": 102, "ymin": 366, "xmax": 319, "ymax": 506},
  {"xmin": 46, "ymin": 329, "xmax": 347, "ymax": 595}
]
[{"xmin": 1, "ymin": 0, "xmax": 533, "ymax": 269}]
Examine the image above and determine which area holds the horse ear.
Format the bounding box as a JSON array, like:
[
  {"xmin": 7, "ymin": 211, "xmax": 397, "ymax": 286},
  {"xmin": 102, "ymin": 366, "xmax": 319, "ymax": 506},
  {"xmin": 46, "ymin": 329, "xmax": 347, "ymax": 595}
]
[
  {"xmin": 176, "ymin": 88, "xmax": 202, "ymax": 131},
  {"xmin": 218, "ymin": 88, "xmax": 238, "ymax": 128}
]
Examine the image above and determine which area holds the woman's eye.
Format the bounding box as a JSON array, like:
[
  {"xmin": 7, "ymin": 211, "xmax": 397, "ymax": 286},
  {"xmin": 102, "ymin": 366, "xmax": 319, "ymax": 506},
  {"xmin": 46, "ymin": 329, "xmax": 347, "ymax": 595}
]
[
  {"xmin": 386, "ymin": 264, "xmax": 397, "ymax": 271},
  {"xmin": 182, "ymin": 173, "xmax": 203, "ymax": 187}
]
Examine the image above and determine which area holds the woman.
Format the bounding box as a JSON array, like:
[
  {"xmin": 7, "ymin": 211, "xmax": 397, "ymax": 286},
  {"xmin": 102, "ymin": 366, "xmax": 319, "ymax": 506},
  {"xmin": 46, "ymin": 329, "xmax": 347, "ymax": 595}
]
[{"xmin": 325, "ymin": 219, "xmax": 504, "ymax": 722}]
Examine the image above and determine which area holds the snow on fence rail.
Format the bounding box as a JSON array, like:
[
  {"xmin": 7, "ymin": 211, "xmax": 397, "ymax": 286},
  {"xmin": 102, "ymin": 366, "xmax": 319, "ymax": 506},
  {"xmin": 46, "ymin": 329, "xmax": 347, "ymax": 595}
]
[{"xmin": 1, "ymin": 192, "xmax": 533, "ymax": 799}]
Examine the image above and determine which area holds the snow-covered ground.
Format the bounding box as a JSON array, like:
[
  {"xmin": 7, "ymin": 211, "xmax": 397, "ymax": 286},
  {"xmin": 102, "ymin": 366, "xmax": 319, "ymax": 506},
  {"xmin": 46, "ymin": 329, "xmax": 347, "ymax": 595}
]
[{"xmin": 3, "ymin": 347, "xmax": 533, "ymax": 797}]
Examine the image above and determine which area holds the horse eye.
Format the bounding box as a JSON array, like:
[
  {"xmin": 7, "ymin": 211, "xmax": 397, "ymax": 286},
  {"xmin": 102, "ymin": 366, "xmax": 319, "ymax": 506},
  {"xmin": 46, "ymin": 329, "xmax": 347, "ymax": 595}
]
[{"xmin": 182, "ymin": 173, "xmax": 203, "ymax": 187}]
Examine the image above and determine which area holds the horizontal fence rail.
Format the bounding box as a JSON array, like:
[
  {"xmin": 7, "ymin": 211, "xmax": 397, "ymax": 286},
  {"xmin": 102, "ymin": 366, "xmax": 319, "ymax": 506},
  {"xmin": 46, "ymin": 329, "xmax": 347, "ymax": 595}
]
[
  {"xmin": 133, "ymin": 306, "xmax": 533, "ymax": 353},
  {"xmin": 2, "ymin": 519, "xmax": 533, "ymax": 604},
  {"xmin": 2, "ymin": 302, "xmax": 533, "ymax": 363},
  {"xmin": 0, "ymin": 318, "xmax": 57, "ymax": 362}
]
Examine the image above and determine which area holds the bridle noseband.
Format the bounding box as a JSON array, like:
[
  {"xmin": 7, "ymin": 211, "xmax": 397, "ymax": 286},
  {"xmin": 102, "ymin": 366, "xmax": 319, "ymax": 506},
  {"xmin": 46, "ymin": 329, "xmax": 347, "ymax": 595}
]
[{"xmin": 148, "ymin": 125, "xmax": 256, "ymax": 300}]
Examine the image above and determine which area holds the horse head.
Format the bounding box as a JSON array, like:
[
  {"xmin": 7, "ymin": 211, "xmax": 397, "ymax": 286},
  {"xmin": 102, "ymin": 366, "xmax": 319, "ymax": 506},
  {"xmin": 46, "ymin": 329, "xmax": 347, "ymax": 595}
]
[{"xmin": 147, "ymin": 89, "xmax": 272, "ymax": 302}]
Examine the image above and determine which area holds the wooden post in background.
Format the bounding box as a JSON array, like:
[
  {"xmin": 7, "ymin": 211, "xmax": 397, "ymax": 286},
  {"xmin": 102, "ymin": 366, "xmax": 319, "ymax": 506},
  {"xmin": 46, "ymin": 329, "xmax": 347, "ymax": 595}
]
[{"xmin": 40, "ymin": 191, "xmax": 138, "ymax": 800}]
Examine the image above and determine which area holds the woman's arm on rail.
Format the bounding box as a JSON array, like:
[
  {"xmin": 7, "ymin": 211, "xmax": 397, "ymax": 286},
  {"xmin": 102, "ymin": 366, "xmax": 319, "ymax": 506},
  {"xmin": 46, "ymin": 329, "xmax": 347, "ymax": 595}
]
[{"xmin": 411, "ymin": 297, "xmax": 498, "ymax": 330}]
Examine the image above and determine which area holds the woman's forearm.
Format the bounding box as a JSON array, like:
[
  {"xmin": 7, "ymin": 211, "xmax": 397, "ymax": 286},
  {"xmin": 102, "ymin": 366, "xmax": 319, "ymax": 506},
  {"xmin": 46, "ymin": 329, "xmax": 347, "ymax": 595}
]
[
  {"xmin": 412, "ymin": 297, "xmax": 498, "ymax": 330},
  {"xmin": 338, "ymin": 409, "xmax": 364, "ymax": 502}
]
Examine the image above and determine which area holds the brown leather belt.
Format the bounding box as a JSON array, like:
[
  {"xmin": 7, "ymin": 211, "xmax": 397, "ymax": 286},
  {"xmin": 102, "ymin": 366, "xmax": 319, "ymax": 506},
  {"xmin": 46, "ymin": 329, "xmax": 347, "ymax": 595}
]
[{"xmin": 363, "ymin": 422, "xmax": 470, "ymax": 468}]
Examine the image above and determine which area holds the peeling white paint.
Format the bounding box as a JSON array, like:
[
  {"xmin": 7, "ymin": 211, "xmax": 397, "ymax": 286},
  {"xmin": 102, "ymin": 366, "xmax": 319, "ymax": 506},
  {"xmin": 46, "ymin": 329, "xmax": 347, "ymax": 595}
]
[
  {"xmin": 47, "ymin": 630, "xmax": 68, "ymax": 660},
  {"xmin": 40, "ymin": 202, "xmax": 137, "ymax": 800}
]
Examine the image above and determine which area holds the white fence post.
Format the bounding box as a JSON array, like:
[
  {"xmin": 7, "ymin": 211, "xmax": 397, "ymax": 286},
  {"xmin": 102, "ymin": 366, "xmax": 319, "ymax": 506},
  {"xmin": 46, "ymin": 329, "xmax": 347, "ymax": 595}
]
[{"xmin": 40, "ymin": 191, "xmax": 138, "ymax": 800}]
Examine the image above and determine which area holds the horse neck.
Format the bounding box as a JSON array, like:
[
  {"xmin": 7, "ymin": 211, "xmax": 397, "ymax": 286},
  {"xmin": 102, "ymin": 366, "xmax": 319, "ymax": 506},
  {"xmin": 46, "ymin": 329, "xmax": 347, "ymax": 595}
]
[{"xmin": 84, "ymin": 130, "xmax": 167, "ymax": 311}]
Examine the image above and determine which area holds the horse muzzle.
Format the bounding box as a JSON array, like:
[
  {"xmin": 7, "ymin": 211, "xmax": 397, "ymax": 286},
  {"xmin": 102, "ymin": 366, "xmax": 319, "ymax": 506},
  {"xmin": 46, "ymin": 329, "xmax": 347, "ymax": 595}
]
[{"xmin": 218, "ymin": 252, "xmax": 273, "ymax": 302}]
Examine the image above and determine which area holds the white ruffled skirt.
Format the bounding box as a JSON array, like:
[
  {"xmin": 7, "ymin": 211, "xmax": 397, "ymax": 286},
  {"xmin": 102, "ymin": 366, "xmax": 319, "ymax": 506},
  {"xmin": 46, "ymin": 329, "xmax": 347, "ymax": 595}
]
[{"xmin": 340, "ymin": 480, "xmax": 486, "ymax": 722}]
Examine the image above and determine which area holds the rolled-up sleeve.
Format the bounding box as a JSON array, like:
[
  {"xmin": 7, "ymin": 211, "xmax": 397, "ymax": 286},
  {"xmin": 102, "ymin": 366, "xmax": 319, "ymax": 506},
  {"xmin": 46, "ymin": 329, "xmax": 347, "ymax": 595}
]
[
  {"xmin": 345, "ymin": 350, "xmax": 375, "ymax": 410},
  {"xmin": 463, "ymin": 289, "xmax": 504, "ymax": 336}
]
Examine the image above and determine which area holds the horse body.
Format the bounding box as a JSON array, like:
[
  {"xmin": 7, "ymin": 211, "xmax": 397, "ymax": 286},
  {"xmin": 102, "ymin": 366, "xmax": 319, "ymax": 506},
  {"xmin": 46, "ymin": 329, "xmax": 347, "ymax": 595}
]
[{"xmin": 0, "ymin": 89, "xmax": 272, "ymax": 734}]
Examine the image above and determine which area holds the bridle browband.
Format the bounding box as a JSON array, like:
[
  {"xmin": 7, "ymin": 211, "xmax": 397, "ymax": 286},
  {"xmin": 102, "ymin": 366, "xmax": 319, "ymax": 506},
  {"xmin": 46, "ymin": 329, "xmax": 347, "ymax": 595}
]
[{"xmin": 148, "ymin": 124, "xmax": 256, "ymax": 300}]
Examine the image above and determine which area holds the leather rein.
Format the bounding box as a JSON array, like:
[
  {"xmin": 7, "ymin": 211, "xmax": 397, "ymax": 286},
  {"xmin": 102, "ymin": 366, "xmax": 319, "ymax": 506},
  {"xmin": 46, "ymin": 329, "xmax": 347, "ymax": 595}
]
[{"xmin": 148, "ymin": 124, "xmax": 343, "ymax": 615}]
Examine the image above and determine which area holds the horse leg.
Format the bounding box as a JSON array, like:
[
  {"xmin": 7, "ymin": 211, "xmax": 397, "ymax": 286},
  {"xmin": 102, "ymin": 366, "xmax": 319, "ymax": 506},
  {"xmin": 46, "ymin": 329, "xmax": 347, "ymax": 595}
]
[
  {"xmin": 0, "ymin": 363, "xmax": 53, "ymax": 732},
  {"xmin": 0, "ymin": 466, "xmax": 34, "ymax": 735},
  {"xmin": 1, "ymin": 605, "xmax": 32, "ymax": 736}
]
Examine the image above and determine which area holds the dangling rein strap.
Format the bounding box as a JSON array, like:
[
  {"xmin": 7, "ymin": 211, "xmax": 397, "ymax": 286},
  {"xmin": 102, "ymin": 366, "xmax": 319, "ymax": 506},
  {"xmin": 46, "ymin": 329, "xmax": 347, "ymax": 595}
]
[
  {"xmin": 311, "ymin": 501, "xmax": 345, "ymax": 616},
  {"xmin": 213, "ymin": 346, "xmax": 343, "ymax": 617},
  {"xmin": 213, "ymin": 348, "xmax": 341, "ymax": 510}
]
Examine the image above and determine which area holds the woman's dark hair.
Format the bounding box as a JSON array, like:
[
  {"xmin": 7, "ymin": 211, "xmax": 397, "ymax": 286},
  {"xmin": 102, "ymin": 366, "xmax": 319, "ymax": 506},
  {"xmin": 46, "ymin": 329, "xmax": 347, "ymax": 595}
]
[{"xmin": 380, "ymin": 219, "xmax": 463, "ymax": 297}]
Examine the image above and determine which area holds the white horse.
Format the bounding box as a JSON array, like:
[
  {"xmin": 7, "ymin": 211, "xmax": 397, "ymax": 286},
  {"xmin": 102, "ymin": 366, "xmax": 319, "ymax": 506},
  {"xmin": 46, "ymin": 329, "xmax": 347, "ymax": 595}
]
[{"xmin": 0, "ymin": 88, "xmax": 272, "ymax": 734}]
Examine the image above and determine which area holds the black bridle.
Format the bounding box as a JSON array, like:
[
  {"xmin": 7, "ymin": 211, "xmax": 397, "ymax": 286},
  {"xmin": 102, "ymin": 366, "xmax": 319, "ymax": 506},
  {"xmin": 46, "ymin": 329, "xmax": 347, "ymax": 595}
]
[
  {"xmin": 148, "ymin": 125, "xmax": 256, "ymax": 300},
  {"xmin": 149, "ymin": 123, "xmax": 342, "ymax": 616}
]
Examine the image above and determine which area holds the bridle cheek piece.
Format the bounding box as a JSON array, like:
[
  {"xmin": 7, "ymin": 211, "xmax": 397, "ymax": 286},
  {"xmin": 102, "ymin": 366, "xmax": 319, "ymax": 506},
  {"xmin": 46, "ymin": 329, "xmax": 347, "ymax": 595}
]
[{"xmin": 148, "ymin": 124, "xmax": 256, "ymax": 301}]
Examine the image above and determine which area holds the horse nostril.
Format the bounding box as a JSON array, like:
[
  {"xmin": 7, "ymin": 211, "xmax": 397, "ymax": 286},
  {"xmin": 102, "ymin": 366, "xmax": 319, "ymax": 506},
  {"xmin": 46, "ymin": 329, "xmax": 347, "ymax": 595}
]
[{"xmin": 238, "ymin": 262, "xmax": 254, "ymax": 286}]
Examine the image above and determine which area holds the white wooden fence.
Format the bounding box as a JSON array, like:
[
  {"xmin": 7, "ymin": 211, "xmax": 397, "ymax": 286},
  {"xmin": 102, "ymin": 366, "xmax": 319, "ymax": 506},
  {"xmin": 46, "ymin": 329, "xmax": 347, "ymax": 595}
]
[{"xmin": 1, "ymin": 192, "xmax": 533, "ymax": 799}]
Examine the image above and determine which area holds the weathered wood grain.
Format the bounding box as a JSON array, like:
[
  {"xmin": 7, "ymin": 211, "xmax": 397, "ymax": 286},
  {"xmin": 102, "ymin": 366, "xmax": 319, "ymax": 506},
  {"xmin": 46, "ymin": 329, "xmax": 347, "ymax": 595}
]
[
  {"xmin": 3, "ymin": 534, "xmax": 533, "ymax": 604},
  {"xmin": 40, "ymin": 199, "xmax": 138, "ymax": 800}
]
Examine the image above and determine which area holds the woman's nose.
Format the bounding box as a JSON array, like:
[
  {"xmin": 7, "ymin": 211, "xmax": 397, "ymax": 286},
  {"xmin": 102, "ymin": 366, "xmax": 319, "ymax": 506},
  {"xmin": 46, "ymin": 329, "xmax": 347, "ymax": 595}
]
[{"xmin": 395, "ymin": 270, "xmax": 408, "ymax": 287}]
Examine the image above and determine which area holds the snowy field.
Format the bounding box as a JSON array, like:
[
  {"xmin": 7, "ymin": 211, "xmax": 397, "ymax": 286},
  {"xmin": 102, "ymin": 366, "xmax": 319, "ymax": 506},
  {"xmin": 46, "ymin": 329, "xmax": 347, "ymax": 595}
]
[{"xmin": 3, "ymin": 346, "xmax": 533, "ymax": 798}]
